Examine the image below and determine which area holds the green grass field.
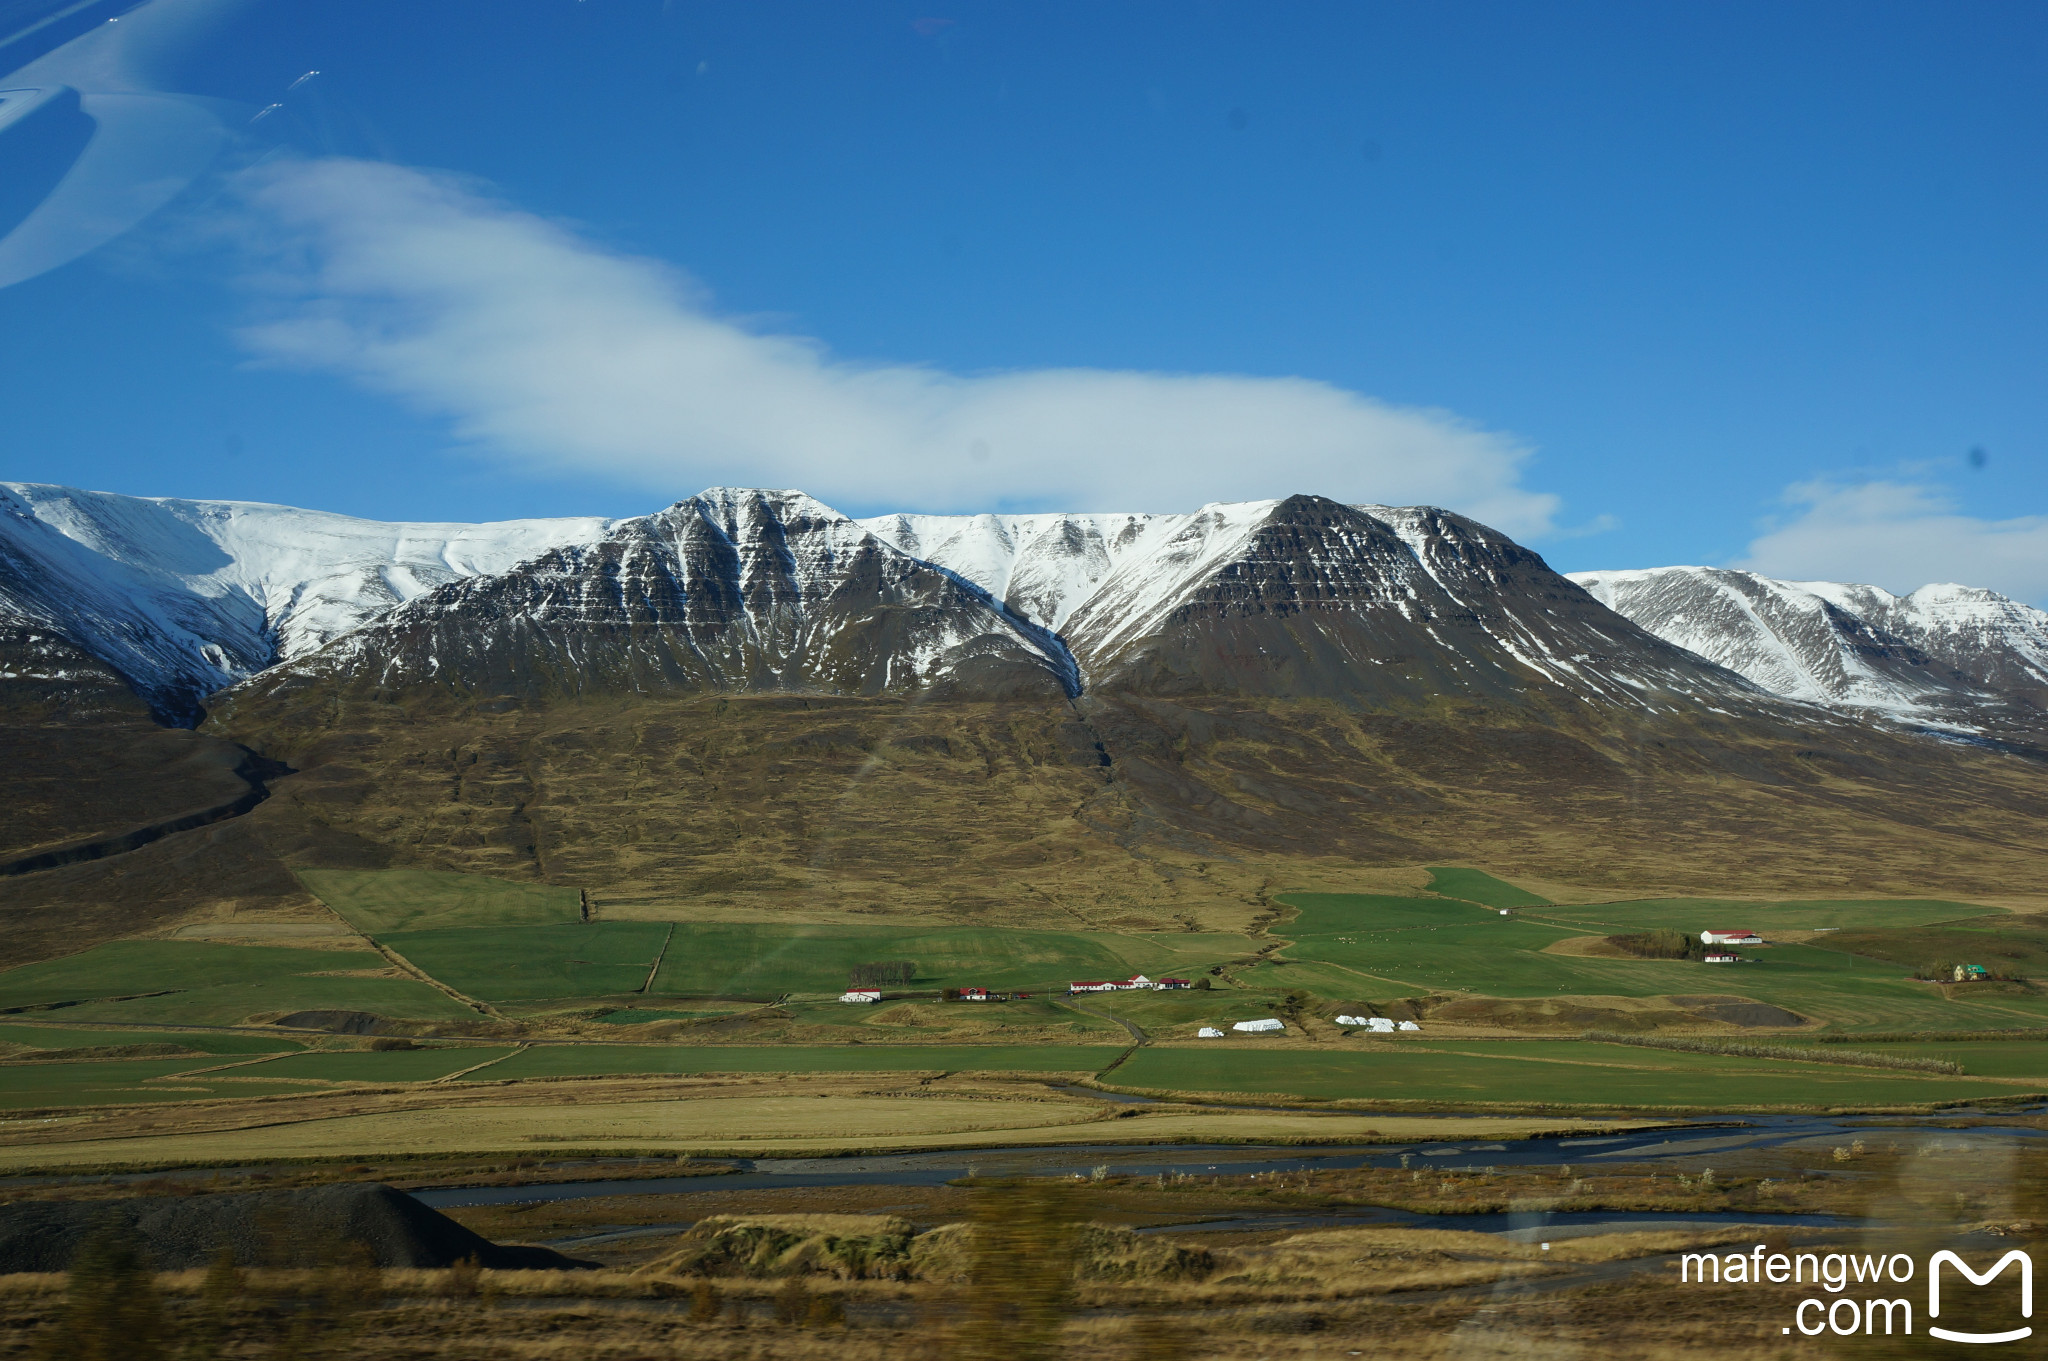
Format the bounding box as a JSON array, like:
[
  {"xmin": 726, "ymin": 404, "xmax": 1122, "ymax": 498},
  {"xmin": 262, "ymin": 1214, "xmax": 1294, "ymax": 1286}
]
[
  {"xmin": 1806, "ymin": 1040, "xmax": 2048, "ymax": 1080},
  {"xmin": 297, "ymin": 869, "xmax": 582, "ymax": 934},
  {"xmin": 647, "ymin": 924, "xmax": 1240, "ymax": 997},
  {"xmin": 786, "ymin": 995, "xmax": 1125, "ymax": 1037},
  {"xmin": 1820, "ymin": 918, "xmax": 2048, "ymax": 976},
  {"xmin": 381, "ymin": 923, "xmax": 672, "ymax": 1001},
  {"xmin": 0, "ymin": 941, "xmax": 474, "ymax": 1026},
  {"xmin": 594, "ymin": 1007, "xmax": 746, "ymax": 1025},
  {"xmin": 1079, "ymin": 988, "xmax": 1292, "ymax": 1034},
  {"xmin": 467, "ymin": 1044, "xmax": 1128, "ymax": 1081},
  {"xmin": 1111, "ymin": 1040, "xmax": 2032, "ymax": 1108},
  {"xmin": 1426, "ymin": 868, "xmax": 1551, "ymax": 909},
  {"xmin": 1527, "ymin": 898, "xmax": 1994, "ymax": 933},
  {"xmin": 0, "ymin": 1058, "xmax": 341, "ymax": 1110},
  {"xmin": 0, "ymin": 1024, "xmax": 305, "ymax": 1055},
  {"xmin": 1270, "ymin": 891, "xmax": 2048, "ymax": 1033},
  {"xmin": 252, "ymin": 1047, "xmax": 520, "ymax": 1083}
]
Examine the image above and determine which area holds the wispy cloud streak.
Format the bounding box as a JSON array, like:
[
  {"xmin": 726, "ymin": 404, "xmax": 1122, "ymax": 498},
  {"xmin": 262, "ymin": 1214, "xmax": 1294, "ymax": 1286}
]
[
  {"xmin": 1740, "ymin": 477, "xmax": 2048, "ymax": 605},
  {"xmin": 230, "ymin": 157, "xmax": 1559, "ymax": 530}
]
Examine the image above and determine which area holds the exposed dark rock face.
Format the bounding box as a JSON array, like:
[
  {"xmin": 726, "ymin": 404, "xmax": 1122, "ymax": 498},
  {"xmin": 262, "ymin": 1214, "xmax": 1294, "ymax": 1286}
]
[
  {"xmin": 220, "ymin": 489, "xmax": 1077, "ymax": 715},
  {"xmin": 0, "ymin": 624, "xmax": 152, "ymax": 723},
  {"xmin": 1069, "ymin": 496, "xmax": 1752, "ymax": 707},
  {"xmin": 0, "ymin": 1183, "xmax": 594, "ymax": 1272},
  {"xmin": 11, "ymin": 484, "xmax": 2048, "ymax": 976}
]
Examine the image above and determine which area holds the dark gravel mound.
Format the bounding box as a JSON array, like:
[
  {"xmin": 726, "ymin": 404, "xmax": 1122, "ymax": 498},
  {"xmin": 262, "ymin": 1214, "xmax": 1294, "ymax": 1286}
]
[
  {"xmin": 274, "ymin": 1011, "xmax": 391, "ymax": 1034},
  {"xmin": 0, "ymin": 1183, "xmax": 594, "ymax": 1273}
]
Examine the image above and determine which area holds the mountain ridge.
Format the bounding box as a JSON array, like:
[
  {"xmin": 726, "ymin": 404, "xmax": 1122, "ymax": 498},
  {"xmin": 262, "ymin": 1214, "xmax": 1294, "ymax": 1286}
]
[
  {"xmin": 5, "ymin": 481, "xmax": 2047, "ymax": 736},
  {"xmin": 11, "ymin": 485, "xmax": 2048, "ymax": 972},
  {"xmin": 1572, "ymin": 565, "xmax": 2048, "ymax": 729},
  {"xmin": 0, "ymin": 481, "xmax": 613, "ymax": 722}
]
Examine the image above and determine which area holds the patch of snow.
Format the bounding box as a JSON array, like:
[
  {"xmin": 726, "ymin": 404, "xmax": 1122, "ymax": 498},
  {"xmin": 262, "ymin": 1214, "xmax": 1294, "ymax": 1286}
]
[{"xmin": 1, "ymin": 481, "xmax": 611, "ymax": 717}]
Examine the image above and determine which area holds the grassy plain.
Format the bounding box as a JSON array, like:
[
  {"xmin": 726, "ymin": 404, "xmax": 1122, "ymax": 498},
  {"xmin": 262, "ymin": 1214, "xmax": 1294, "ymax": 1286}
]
[
  {"xmin": 647, "ymin": 923, "xmax": 1239, "ymax": 996},
  {"xmin": 469, "ymin": 1043, "xmax": 1127, "ymax": 1081},
  {"xmin": 1820, "ymin": 915, "xmax": 2048, "ymax": 977},
  {"xmin": 251, "ymin": 1047, "xmax": 520, "ymax": 1083},
  {"xmin": 296, "ymin": 868, "xmax": 582, "ymax": 933},
  {"xmin": 1271, "ymin": 891, "xmax": 2048, "ymax": 1033},
  {"xmin": 0, "ymin": 1069, "xmax": 1651, "ymax": 1168},
  {"xmin": 1527, "ymin": 897, "xmax": 1995, "ymax": 932},
  {"xmin": 0, "ymin": 1025, "xmax": 303, "ymax": 1055},
  {"xmin": 381, "ymin": 922, "xmax": 672, "ymax": 1001},
  {"xmin": 1424, "ymin": 867, "xmax": 1551, "ymax": 908},
  {"xmin": 593, "ymin": 1006, "xmax": 744, "ymax": 1024},
  {"xmin": 0, "ymin": 1058, "xmax": 334, "ymax": 1110},
  {"xmin": 1815, "ymin": 1039, "xmax": 2048, "ymax": 1079},
  {"xmin": 0, "ymin": 940, "xmax": 474, "ymax": 1026},
  {"xmin": 1111, "ymin": 1040, "xmax": 2034, "ymax": 1108},
  {"xmin": 779, "ymin": 995, "xmax": 1124, "ymax": 1040}
]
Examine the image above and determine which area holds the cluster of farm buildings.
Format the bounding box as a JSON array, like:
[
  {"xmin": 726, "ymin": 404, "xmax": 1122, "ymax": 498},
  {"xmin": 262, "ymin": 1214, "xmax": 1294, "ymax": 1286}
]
[
  {"xmin": 1699, "ymin": 928, "xmax": 1762, "ymax": 964},
  {"xmin": 834, "ymin": 923, "xmax": 1979, "ymax": 1009},
  {"xmin": 1067, "ymin": 974, "xmax": 1192, "ymax": 993},
  {"xmin": 837, "ymin": 974, "xmax": 1194, "ymax": 1004}
]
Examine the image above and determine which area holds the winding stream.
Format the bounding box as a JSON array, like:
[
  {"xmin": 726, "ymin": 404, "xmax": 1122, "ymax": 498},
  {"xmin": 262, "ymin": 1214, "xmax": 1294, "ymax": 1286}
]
[{"xmin": 410, "ymin": 1108, "xmax": 2044, "ymax": 1246}]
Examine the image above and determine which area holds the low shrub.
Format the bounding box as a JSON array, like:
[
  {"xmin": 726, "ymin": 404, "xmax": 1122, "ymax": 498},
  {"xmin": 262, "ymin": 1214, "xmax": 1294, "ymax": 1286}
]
[{"xmin": 1581, "ymin": 1030, "xmax": 1961, "ymax": 1074}]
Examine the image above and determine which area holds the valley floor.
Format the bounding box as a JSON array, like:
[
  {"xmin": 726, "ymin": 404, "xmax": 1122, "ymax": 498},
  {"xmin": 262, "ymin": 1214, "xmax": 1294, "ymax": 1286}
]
[{"xmin": 0, "ymin": 1122, "xmax": 2038, "ymax": 1359}]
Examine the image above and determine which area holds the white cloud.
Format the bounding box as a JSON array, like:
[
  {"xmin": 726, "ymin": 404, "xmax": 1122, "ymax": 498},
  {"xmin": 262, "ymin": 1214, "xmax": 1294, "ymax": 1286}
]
[
  {"xmin": 228, "ymin": 157, "xmax": 1559, "ymax": 533},
  {"xmin": 1739, "ymin": 478, "xmax": 2048, "ymax": 604}
]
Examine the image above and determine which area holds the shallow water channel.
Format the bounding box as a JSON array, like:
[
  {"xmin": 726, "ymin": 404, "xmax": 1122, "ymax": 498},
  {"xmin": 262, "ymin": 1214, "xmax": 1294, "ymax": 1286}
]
[{"xmin": 410, "ymin": 1108, "xmax": 2044, "ymax": 1247}]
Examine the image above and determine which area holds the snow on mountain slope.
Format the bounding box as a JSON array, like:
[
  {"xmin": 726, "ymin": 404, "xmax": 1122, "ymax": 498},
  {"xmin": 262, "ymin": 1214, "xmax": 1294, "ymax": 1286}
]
[
  {"xmin": 859, "ymin": 512, "xmax": 1163, "ymax": 631},
  {"xmin": 1068, "ymin": 497, "xmax": 1755, "ymax": 703},
  {"xmin": 865, "ymin": 499, "xmax": 1746, "ymax": 702},
  {"xmin": 17, "ymin": 478, "xmax": 2043, "ymax": 730},
  {"xmin": 1826, "ymin": 582, "xmax": 2048, "ymax": 706},
  {"xmin": 228, "ymin": 489, "xmax": 1080, "ymax": 708},
  {"xmin": 0, "ymin": 483, "xmax": 611, "ymax": 720},
  {"xmin": 1569, "ymin": 567, "xmax": 1955, "ymax": 711},
  {"xmin": 1569, "ymin": 567, "xmax": 2048, "ymax": 720}
]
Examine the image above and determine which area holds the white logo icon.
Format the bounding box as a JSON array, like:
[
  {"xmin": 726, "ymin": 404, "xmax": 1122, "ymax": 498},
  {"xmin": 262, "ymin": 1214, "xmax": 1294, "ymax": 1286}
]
[{"xmin": 1929, "ymin": 1250, "xmax": 2033, "ymax": 1345}]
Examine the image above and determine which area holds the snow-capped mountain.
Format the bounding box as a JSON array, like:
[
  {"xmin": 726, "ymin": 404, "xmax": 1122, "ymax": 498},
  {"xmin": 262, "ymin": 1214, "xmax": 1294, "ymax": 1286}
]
[
  {"xmin": 11, "ymin": 480, "xmax": 2048, "ymax": 735},
  {"xmin": 0, "ymin": 483, "xmax": 612, "ymax": 721},
  {"xmin": 205, "ymin": 490, "xmax": 1753, "ymax": 733},
  {"xmin": 1571, "ymin": 567, "xmax": 2048, "ymax": 720},
  {"xmin": 221, "ymin": 489, "xmax": 1079, "ymax": 710},
  {"xmin": 1841, "ymin": 582, "xmax": 2048, "ymax": 706},
  {"xmin": 873, "ymin": 498, "xmax": 1749, "ymax": 703}
]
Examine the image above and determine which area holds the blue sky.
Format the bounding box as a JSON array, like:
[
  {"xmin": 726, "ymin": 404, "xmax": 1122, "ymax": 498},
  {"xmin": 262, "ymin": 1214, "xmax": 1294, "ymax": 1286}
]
[{"xmin": 3, "ymin": 0, "xmax": 2046, "ymax": 598}]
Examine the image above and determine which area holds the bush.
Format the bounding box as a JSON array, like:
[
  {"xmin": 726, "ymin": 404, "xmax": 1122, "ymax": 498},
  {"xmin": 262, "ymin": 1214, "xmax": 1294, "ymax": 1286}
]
[
  {"xmin": 848, "ymin": 961, "xmax": 915, "ymax": 988},
  {"xmin": 182, "ymin": 1247, "xmax": 242, "ymax": 1361},
  {"xmin": 638, "ymin": 1216, "xmax": 916, "ymax": 1280},
  {"xmin": 1581, "ymin": 1030, "xmax": 1961, "ymax": 1074},
  {"xmin": 37, "ymin": 1224, "xmax": 170, "ymax": 1361},
  {"xmin": 1606, "ymin": 930, "xmax": 1698, "ymax": 960},
  {"xmin": 444, "ymin": 1255, "xmax": 482, "ymax": 1298},
  {"xmin": 773, "ymin": 1278, "xmax": 804, "ymax": 1324}
]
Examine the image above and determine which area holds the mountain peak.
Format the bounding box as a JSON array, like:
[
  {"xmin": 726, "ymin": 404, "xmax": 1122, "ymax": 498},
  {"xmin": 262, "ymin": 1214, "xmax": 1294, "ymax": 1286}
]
[
  {"xmin": 8, "ymin": 481, "xmax": 2046, "ymax": 734},
  {"xmin": 1572, "ymin": 564, "xmax": 2048, "ymax": 722}
]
